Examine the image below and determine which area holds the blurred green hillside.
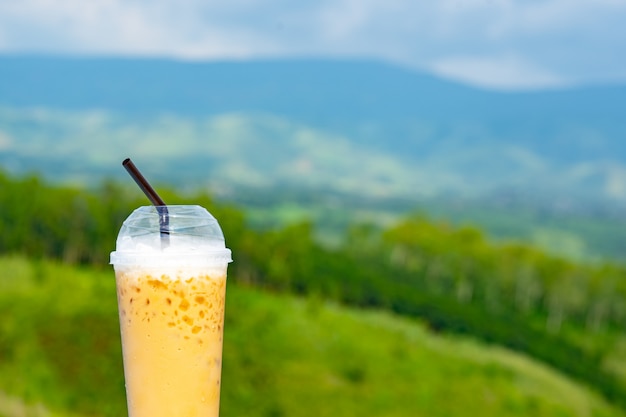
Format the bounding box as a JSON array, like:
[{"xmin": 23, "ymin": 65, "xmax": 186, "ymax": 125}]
[
  {"xmin": 2, "ymin": 106, "xmax": 626, "ymax": 262},
  {"xmin": 0, "ymin": 255, "xmax": 623, "ymax": 417},
  {"xmin": 1, "ymin": 170, "xmax": 626, "ymax": 415}
]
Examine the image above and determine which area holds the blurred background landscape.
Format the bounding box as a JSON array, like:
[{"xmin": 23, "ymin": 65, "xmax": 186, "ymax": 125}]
[{"xmin": 1, "ymin": 1, "xmax": 626, "ymax": 416}]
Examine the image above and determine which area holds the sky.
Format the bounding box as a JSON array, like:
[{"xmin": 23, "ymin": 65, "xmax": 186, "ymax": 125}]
[{"xmin": 0, "ymin": 0, "xmax": 625, "ymax": 91}]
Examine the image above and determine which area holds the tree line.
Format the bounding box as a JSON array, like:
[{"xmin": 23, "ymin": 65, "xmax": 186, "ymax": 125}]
[{"xmin": 1, "ymin": 169, "xmax": 625, "ymax": 408}]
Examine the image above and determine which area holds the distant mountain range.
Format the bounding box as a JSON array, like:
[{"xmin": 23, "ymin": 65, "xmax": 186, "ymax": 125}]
[{"xmin": 1, "ymin": 54, "xmax": 626, "ymax": 208}]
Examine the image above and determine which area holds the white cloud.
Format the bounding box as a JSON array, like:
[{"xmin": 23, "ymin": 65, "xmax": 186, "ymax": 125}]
[
  {"xmin": 428, "ymin": 53, "xmax": 568, "ymax": 90},
  {"xmin": 0, "ymin": 0, "xmax": 281, "ymax": 57}
]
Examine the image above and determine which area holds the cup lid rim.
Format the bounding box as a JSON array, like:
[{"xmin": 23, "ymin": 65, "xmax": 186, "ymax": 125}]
[{"xmin": 110, "ymin": 248, "xmax": 233, "ymax": 265}]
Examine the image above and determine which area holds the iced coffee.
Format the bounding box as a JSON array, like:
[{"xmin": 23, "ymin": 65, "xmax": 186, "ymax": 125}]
[{"xmin": 111, "ymin": 205, "xmax": 232, "ymax": 417}]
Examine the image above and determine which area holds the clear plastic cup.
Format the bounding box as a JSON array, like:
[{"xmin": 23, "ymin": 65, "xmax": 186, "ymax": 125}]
[{"xmin": 110, "ymin": 205, "xmax": 232, "ymax": 417}]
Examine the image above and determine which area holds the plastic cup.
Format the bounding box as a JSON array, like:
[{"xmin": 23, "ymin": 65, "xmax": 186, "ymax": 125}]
[{"xmin": 110, "ymin": 205, "xmax": 232, "ymax": 417}]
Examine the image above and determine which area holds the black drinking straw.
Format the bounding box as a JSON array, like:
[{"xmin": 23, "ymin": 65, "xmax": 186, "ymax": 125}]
[{"xmin": 122, "ymin": 158, "xmax": 170, "ymax": 247}]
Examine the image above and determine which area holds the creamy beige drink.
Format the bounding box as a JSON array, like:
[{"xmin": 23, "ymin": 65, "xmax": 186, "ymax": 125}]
[
  {"xmin": 116, "ymin": 267, "xmax": 226, "ymax": 417},
  {"xmin": 111, "ymin": 205, "xmax": 232, "ymax": 417}
]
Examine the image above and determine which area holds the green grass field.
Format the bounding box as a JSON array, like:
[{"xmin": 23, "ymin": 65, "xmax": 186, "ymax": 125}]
[{"xmin": 0, "ymin": 255, "xmax": 623, "ymax": 417}]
